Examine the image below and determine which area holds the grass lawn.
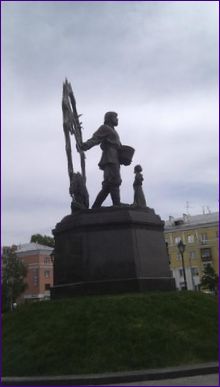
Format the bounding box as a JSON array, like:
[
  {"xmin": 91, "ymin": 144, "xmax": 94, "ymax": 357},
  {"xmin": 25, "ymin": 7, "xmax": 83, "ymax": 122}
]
[{"xmin": 2, "ymin": 291, "xmax": 218, "ymax": 376}]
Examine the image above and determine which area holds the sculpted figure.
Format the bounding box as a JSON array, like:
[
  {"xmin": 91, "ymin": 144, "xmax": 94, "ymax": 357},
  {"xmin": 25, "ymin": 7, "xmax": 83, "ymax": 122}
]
[
  {"xmin": 69, "ymin": 172, "xmax": 89, "ymax": 210},
  {"xmin": 133, "ymin": 165, "xmax": 147, "ymax": 208},
  {"xmin": 81, "ymin": 112, "xmax": 134, "ymax": 208}
]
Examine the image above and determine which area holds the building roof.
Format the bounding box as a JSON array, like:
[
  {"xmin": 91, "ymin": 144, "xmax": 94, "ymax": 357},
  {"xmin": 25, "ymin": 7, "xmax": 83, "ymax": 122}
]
[
  {"xmin": 16, "ymin": 243, "xmax": 53, "ymax": 254},
  {"xmin": 165, "ymin": 212, "xmax": 219, "ymax": 231}
]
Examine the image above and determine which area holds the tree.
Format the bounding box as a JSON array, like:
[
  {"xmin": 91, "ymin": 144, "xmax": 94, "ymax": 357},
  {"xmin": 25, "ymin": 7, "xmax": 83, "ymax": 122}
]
[
  {"xmin": 200, "ymin": 264, "xmax": 218, "ymax": 295},
  {"xmin": 2, "ymin": 246, "xmax": 28, "ymax": 312},
  {"xmin": 30, "ymin": 234, "xmax": 55, "ymax": 248}
]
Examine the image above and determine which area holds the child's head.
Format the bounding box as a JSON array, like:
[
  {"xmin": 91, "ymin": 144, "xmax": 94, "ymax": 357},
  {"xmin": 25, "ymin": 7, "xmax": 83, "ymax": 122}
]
[{"xmin": 134, "ymin": 164, "xmax": 142, "ymax": 173}]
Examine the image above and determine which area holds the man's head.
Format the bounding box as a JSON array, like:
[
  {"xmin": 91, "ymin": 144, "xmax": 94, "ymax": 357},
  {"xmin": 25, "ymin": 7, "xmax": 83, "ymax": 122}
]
[{"xmin": 104, "ymin": 111, "xmax": 118, "ymax": 127}]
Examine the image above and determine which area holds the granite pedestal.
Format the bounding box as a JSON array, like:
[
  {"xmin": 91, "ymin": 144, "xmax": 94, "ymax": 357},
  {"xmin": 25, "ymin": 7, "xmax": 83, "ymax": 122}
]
[{"xmin": 50, "ymin": 206, "xmax": 175, "ymax": 298}]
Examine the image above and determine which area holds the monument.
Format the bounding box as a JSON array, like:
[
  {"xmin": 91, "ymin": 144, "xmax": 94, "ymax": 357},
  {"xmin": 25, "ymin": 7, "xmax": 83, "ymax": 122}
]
[{"xmin": 50, "ymin": 79, "xmax": 175, "ymax": 299}]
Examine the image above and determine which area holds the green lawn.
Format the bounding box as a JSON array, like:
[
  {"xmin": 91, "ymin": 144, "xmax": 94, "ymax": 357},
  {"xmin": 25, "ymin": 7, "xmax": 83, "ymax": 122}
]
[{"xmin": 2, "ymin": 291, "xmax": 218, "ymax": 376}]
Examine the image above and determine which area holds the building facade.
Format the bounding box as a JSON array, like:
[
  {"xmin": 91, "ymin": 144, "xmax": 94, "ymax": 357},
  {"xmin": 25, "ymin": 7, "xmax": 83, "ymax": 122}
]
[
  {"xmin": 164, "ymin": 212, "xmax": 219, "ymax": 291},
  {"xmin": 16, "ymin": 243, "xmax": 53, "ymax": 301}
]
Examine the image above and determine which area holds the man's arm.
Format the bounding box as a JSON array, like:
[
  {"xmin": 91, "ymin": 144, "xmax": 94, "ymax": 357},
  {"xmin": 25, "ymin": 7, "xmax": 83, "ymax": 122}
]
[{"xmin": 81, "ymin": 125, "xmax": 109, "ymax": 151}]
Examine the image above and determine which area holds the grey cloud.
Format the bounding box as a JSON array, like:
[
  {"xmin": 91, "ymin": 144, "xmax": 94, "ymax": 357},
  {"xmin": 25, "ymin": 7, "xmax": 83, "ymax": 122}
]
[{"xmin": 3, "ymin": 1, "xmax": 218, "ymax": 101}]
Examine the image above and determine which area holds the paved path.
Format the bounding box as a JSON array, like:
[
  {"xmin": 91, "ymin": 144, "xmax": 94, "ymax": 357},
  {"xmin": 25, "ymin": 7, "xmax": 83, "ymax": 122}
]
[
  {"xmin": 105, "ymin": 373, "xmax": 219, "ymax": 386},
  {"xmin": 2, "ymin": 362, "xmax": 218, "ymax": 386}
]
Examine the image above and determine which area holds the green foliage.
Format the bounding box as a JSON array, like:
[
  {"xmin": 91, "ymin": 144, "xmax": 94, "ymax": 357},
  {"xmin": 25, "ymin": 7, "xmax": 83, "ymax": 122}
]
[
  {"xmin": 30, "ymin": 234, "xmax": 55, "ymax": 247},
  {"xmin": 200, "ymin": 264, "xmax": 218, "ymax": 294},
  {"xmin": 2, "ymin": 246, "xmax": 28, "ymax": 312},
  {"xmin": 2, "ymin": 292, "xmax": 218, "ymax": 376}
]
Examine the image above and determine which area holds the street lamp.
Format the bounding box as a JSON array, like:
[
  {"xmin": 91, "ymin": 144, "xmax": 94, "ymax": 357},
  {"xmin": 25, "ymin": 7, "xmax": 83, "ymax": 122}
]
[
  {"xmin": 177, "ymin": 240, "xmax": 187, "ymax": 290},
  {"xmin": 189, "ymin": 256, "xmax": 195, "ymax": 291}
]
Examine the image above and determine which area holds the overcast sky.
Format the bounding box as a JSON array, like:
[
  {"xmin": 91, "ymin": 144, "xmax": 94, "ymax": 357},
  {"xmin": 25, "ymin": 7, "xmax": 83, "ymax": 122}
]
[{"xmin": 2, "ymin": 1, "xmax": 219, "ymax": 246}]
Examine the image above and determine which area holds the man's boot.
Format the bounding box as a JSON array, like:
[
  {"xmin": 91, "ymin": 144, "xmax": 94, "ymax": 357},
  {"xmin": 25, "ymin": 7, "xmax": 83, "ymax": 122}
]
[{"xmin": 110, "ymin": 187, "xmax": 120, "ymax": 206}]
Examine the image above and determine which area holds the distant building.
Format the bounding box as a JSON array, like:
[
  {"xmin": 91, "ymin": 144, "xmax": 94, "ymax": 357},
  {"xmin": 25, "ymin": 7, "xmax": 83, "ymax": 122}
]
[
  {"xmin": 16, "ymin": 243, "xmax": 53, "ymax": 301},
  {"xmin": 164, "ymin": 212, "xmax": 219, "ymax": 290}
]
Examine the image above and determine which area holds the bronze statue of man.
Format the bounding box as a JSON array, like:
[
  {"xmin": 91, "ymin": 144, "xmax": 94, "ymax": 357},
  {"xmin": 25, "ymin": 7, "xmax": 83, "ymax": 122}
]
[{"xmin": 81, "ymin": 111, "xmax": 122, "ymax": 208}]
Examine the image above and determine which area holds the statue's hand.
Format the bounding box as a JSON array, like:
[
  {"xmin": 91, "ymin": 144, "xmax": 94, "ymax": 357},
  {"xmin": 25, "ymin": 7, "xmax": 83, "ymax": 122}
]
[
  {"xmin": 80, "ymin": 142, "xmax": 88, "ymax": 151},
  {"xmin": 76, "ymin": 143, "xmax": 86, "ymax": 152}
]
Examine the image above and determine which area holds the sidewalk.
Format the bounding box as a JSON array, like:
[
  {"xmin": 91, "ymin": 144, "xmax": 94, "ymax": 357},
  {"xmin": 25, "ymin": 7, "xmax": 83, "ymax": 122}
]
[
  {"xmin": 106, "ymin": 373, "xmax": 219, "ymax": 386},
  {"xmin": 2, "ymin": 362, "xmax": 218, "ymax": 386}
]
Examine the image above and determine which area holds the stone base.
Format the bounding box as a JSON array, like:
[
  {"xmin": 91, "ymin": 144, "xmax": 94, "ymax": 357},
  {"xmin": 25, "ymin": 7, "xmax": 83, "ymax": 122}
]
[
  {"xmin": 51, "ymin": 206, "xmax": 175, "ymax": 299},
  {"xmin": 51, "ymin": 278, "xmax": 175, "ymax": 298}
]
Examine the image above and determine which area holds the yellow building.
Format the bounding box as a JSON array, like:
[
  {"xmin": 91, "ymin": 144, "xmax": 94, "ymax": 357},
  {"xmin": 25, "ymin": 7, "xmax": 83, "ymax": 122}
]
[{"xmin": 164, "ymin": 212, "xmax": 218, "ymax": 290}]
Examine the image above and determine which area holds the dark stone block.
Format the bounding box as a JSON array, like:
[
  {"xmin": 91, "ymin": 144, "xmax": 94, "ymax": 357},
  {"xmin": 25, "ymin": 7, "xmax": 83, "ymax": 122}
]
[{"xmin": 51, "ymin": 206, "xmax": 175, "ymax": 299}]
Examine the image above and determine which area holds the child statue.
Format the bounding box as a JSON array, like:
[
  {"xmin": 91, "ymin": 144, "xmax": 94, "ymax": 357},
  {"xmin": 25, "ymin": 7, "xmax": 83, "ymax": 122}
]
[{"xmin": 133, "ymin": 165, "xmax": 147, "ymax": 208}]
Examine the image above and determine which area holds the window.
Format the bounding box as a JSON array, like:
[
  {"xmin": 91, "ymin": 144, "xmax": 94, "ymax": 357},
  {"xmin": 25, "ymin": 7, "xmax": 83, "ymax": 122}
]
[
  {"xmin": 189, "ymin": 251, "xmax": 196, "ymax": 259},
  {"xmin": 45, "ymin": 284, "xmax": 50, "ymax": 290},
  {"xmin": 191, "ymin": 267, "xmax": 199, "ymax": 276},
  {"xmin": 32, "ymin": 269, "xmax": 39, "ymax": 287},
  {"xmin": 203, "ymin": 262, "xmax": 213, "ymax": 269},
  {"xmin": 175, "ymin": 236, "xmax": 181, "ymax": 245},
  {"xmin": 187, "ymin": 235, "xmax": 194, "ymax": 243},
  {"xmin": 176, "ymin": 253, "xmax": 181, "ymax": 260},
  {"xmin": 200, "ymin": 233, "xmax": 208, "ymax": 244},
  {"xmin": 174, "ymin": 220, "xmax": 184, "ymax": 226},
  {"xmin": 44, "ymin": 257, "xmax": 50, "ymax": 264},
  {"xmin": 165, "ymin": 239, "xmax": 169, "ymax": 247},
  {"xmin": 44, "ymin": 270, "xmax": 50, "ymax": 278},
  {"xmin": 201, "ymin": 248, "xmax": 212, "ymax": 262}
]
